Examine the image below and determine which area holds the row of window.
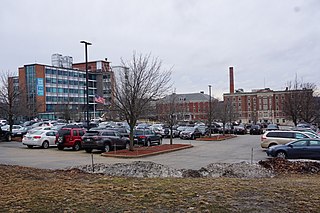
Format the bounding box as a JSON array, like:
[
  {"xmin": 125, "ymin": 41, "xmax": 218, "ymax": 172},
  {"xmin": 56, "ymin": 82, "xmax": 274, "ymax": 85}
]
[
  {"xmin": 45, "ymin": 78, "xmax": 86, "ymax": 86},
  {"xmin": 45, "ymin": 68, "xmax": 97, "ymax": 80},
  {"xmin": 46, "ymin": 96, "xmax": 86, "ymax": 103},
  {"xmin": 46, "ymin": 87, "xmax": 85, "ymax": 94}
]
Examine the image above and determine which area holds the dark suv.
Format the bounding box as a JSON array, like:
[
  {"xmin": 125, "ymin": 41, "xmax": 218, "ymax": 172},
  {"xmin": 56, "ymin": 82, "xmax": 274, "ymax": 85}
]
[
  {"xmin": 81, "ymin": 129, "xmax": 130, "ymax": 153},
  {"xmin": 0, "ymin": 127, "xmax": 11, "ymax": 141},
  {"xmin": 55, "ymin": 128, "xmax": 86, "ymax": 151},
  {"xmin": 133, "ymin": 129, "xmax": 162, "ymax": 146}
]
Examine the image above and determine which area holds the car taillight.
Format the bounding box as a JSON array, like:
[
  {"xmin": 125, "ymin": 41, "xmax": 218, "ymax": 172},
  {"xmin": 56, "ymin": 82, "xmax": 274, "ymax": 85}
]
[
  {"xmin": 33, "ymin": 136, "xmax": 41, "ymax": 139},
  {"xmin": 261, "ymin": 135, "xmax": 266, "ymax": 141}
]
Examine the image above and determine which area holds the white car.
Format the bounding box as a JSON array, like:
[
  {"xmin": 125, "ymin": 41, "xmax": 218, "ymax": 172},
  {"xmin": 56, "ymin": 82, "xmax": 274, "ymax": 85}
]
[
  {"xmin": 27, "ymin": 126, "xmax": 53, "ymax": 134},
  {"xmin": 22, "ymin": 130, "xmax": 57, "ymax": 149}
]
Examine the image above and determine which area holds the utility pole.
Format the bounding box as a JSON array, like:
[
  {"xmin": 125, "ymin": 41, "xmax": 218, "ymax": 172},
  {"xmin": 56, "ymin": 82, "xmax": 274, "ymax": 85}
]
[
  {"xmin": 80, "ymin": 40, "xmax": 92, "ymax": 129},
  {"xmin": 208, "ymin": 85, "xmax": 212, "ymax": 137}
]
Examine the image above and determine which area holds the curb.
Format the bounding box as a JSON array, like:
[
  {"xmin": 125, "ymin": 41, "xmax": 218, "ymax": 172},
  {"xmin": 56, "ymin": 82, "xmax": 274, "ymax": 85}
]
[
  {"xmin": 101, "ymin": 144, "xmax": 193, "ymax": 158},
  {"xmin": 196, "ymin": 135, "xmax": 237, "ymax": 141}
]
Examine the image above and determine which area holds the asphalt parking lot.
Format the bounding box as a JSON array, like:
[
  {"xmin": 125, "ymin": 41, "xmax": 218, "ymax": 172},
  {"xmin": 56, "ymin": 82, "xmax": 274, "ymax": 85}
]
[{"xmin": 0, "ymin": 134, "xmax": 267, "ymax": 170}]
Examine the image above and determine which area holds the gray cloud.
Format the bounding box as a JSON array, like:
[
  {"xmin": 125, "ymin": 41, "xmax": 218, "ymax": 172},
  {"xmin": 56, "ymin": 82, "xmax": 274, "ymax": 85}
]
[{"xmin": 1, "ymin": 0, "xmax": 319, "ymax": 99}]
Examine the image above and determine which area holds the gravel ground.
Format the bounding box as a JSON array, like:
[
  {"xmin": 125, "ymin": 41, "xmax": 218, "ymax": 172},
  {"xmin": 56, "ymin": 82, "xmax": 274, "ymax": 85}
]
[{"xmin": 68, "ymin": 160, "xmax": 275, "ymax": 178}]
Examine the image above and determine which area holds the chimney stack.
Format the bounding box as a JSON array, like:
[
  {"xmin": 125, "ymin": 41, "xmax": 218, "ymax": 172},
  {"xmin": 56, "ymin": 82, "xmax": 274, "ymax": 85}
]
[{"xmin": 229, "ymin": 66, "xmax": 234, "ymax": 94}]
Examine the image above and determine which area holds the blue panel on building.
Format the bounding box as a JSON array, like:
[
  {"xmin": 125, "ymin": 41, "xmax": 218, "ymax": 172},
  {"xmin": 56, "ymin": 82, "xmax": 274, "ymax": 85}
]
[{"xmin": 37, "ymin": 78, "xmax": 44, "ymax": 96}]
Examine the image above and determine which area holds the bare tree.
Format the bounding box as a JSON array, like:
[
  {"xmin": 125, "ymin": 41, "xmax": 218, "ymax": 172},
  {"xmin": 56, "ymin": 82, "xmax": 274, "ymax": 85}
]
[
  {"xmin": 0, "ymin": 71, "xmax": 20, "ymax": 131},
  {"xmin": 113, "ymin": 53, "xmax": 172, "ymax": 151},
  {"xmin": 157, "ymin": 92, "xmax": 179, "ymax": 144},
  {"xmin": 283, "ymin": 78, "xmax": 317, "ymax": 126}
]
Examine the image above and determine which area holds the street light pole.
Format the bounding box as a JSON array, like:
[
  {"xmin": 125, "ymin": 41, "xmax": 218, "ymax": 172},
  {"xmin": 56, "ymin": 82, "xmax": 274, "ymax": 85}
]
[
  {"xmin": 208, "ymin": 85, "xmax": 212, "ymax": 137},
  {"xmin": 80, "ymin": 40, "xmax": 92, "ymax": 129}
]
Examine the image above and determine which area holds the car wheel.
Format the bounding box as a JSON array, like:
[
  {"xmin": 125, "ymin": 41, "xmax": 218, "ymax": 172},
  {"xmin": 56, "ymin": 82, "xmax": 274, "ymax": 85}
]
[
  {"xmin": 146, "ymin": 140, "xmax": 151, "ymax": 147},
  {"xmin": 42, "ymin": 141, "xmax": 49, "ymax": 149},
  {"xmin": 276, "ymin": 151, "xmax": 287, "ymax": 159},
  {"xmin": 158, "ymin": 138, "xmax": 162, "ymax": 145},
  {"xmin": 7, "ymin": 135, "xmax": 12, "ymax": 141},
  {"xmin": 27, "ymin": 145, "xmax": 33, "ymax": 148},
  {"xmin": 73, "ymin": 142, "xmax": 81, "ymax": 151},
  {"xmin": 58, "ymin": 136, "xmax": 64, "ymax": 143},
  {"xmin": 57, "ymin": 145, "xmax": 64, "ymax": 150},
  {"xmin": 104, "ymin": 144, "xmax": 110, "ymax": 152},
  {"xmin": 85, "ymin": 148, "xmax": 92, "ymax": 153},
  {"xmin": 191, "ymin": 134, "xmax": 195, "ymax": 140}
]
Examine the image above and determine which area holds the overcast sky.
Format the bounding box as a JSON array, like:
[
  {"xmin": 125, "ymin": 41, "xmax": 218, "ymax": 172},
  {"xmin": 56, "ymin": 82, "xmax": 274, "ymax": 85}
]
[{"xmin": 1, "ymin": 0, "xmax": 320, "ymax": 99}]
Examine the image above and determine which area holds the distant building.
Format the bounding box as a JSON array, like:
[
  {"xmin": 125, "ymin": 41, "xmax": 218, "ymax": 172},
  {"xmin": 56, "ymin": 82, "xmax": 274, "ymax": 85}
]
[
  {"xmin": 15, "ymin": 54, "xmax": 115, "ymax": 120},
  {"xmin": 157, "ymin": 92, "xmax": 214, "ymax": 122},
  {"xmin": 223, "ymin": 66, "xmax": 300, "ymax": 125}
]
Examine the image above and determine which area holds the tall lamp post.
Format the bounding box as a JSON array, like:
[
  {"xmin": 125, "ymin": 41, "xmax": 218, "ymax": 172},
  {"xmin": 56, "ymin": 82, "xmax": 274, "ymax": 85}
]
[
  {"xmin": 80, "ymin": 40, "xmax": 92, "ymax": 129},
  {"xmin": 208, "ymin": 85, "xmax": 212, "ymax": 137}
]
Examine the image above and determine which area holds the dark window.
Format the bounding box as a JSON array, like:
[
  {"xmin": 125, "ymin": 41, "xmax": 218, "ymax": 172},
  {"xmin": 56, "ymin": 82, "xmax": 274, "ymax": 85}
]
[
  {"xmin": 295, "ymin": 133, "xmax": 308, "ymax": 139},
  {"xmin": 73, "ymin": 130, "xmax": 78, "ymax": 136}
]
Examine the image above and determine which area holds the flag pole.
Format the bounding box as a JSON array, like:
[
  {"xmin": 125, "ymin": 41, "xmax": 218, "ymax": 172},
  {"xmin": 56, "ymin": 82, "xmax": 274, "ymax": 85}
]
[{"xmin": 93, "ymin": 103, "xmax": 96, "ymax": 120}]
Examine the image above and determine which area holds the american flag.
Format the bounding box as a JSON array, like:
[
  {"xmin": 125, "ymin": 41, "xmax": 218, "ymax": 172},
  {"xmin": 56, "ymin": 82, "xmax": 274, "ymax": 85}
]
[{"xmin": 94, "ymin": 95, "xmax": 105, "ymax": 104}]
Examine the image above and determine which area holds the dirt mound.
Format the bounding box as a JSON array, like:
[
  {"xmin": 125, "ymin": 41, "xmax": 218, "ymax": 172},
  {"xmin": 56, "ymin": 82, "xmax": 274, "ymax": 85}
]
[{"xmin": 259, "ymin": 158, "xmax": 320, "ymax": 174}]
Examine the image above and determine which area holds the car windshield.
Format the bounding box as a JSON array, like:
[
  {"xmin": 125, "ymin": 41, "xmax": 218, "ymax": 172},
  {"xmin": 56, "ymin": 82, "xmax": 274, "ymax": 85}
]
[
  {"xmin": 185, "ymin": 127, "xmax": 195, "ymax": 131},
  {"xmin": 134, "ymin": 130, "xmax": 144, "ymax": 135},
  {"xmin": 30, "ymin": 130, "xmax": 44, "ymax": 135}
]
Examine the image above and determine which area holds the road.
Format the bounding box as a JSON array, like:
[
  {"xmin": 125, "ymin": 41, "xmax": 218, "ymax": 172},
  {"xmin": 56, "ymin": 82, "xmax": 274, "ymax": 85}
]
[{"xmin": 0, "ymin": 134, "xmax": 268, "ymax": 170}]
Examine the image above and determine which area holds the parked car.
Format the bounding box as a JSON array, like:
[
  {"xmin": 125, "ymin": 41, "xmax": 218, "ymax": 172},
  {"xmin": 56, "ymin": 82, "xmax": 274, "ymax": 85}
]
[
  {"xmin": 261, "ymin": 130, "xmax": 312, "ymax": 148},
  {"xmin": 133, "ymin": 129, "xmax": 162, "ymax": 146},
  {"xmin": 195, "ymin": 125, "xmax": 207, "ymax": 136},
  {"xmin": 180, "ymin": 127, "xmax": 202, "ymax": 140},
  {"xmin": 218, "ymin": 123, "xmax": 234, "ymax": 134},
  {"xmin": 81, "ymin": 129, "xmax": 130, "ymax": 153},
  {"xmin": 1, "ymin": 125, "xmax": 22, "ymax": 135},
  {"xmin": 266, "ymin": 138, "xmax": 320, "ymax": 160},
  {"xmin": 22, "ymin": 130, "xmax": 57, "ymax": 149},
  {"xmin": 266, "ymin": 124, "xmax": 279, "ymax": 131},
  {"xmin": 250, "ymin": 125, "xmax": 263, "ymax": 135},
  {"xmin": 55, "ymin": 128, "xmax": 86, "ymax": 151},
  {"xmin": 245, "ymin": 124, "xmax": 252, "ymax": 134},
  {"xmin": 0, "ymin": 126, "xmax": 11, "ymax": 141},
  {"xmin": 163, "ymin": 127, "xmax": 180, "ymax": 138},
  {"xmin": 13, "ymin": 126, "xmax": 33, "ymax": 137},
  {"xmin": 107, "ymin": 127, "xmax": 129, "ymax": 138},
  {"xmin": 27, "ymin": 126, "xmax": 53, "ymax": 134},
  {"xmin": 234, "ymin": 124, "xmax": 246, "ymax": 135}
]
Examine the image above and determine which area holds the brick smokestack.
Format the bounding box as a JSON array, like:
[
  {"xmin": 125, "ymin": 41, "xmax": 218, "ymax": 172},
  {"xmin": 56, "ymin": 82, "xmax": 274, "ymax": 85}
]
[{"xmin": 229, "ymin": 66, "xmax": 234, "ymax": 94}]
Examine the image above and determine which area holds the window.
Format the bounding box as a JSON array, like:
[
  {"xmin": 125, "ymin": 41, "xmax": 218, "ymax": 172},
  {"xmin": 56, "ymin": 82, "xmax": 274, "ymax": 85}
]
[
  {"xmin": 295, "ymin": 133, "xmax": 308, "ymax": 139},
  {"xmin": 291, "ymin": 140, "xmax": 307, "ymax": 147},
  {"xmin": 73, "ymin": 130, "xmax": 78, "ymax": 136},
  {"xmin": 309, "ymin": 140, "xmax": 320, "ymax": 146}
]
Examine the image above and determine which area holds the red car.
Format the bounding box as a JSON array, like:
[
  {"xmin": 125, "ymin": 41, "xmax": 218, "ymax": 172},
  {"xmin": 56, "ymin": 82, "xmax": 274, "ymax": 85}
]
[{"xmin": 55, "ymin": 128, "xmax": 86, "ymax": 151}]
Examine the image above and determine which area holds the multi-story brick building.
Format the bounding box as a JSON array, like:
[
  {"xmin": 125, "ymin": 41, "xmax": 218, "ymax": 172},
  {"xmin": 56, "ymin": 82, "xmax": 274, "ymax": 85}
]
[
  {"xmin": 157, "ymin": 92, "xmax": 213, "ymax": 122},
  {"xmin": 16, "ymin": 54, "xmax": 115, "ymax": 120},
  {"xmin": 223, "ymin": 67, "xmax": 294, "ymax": 125}
]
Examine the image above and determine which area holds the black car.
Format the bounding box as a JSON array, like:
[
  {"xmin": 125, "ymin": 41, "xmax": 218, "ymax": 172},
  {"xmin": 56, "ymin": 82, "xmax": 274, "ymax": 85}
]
[
  {"xmin": 234, "ymin": 124, "xmax": 246, "ymax": 135},
  {"xmin": 250, "ymin": 125, "xmax": 264, "ymax": 135},
  {"xmin": 0, "ymin": 127, "xmax": 11, "ymax": 141},
  {"xmin": 266, "ymin": 138, "xmax": 320, "ymax": 159},
  {"xmin": 179, "ymin": 127, "xmax": 202, "ymax": 140},
  {"xmin": 81, "ymin": 129, "xmax": 130, "ymax": 153},
  {"xmin": 133, "ymin": 129, "xmax": 162, "ymax": 146}
]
